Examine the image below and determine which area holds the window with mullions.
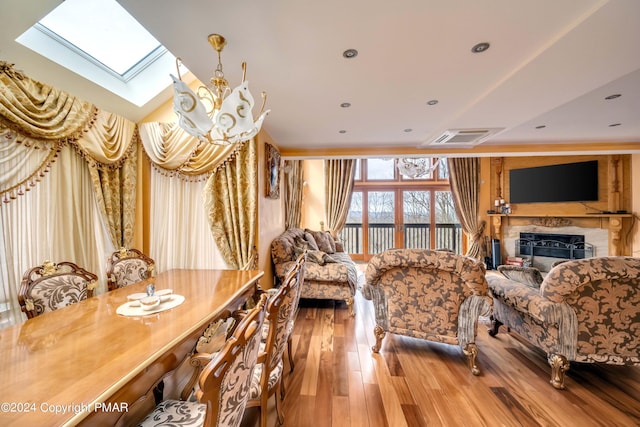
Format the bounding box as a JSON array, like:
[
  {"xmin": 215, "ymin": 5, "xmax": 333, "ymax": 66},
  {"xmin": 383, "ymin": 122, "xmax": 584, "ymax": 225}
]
[{"xmin": 340, "ymin": 158, "xmax": 462, "ymax": 260}]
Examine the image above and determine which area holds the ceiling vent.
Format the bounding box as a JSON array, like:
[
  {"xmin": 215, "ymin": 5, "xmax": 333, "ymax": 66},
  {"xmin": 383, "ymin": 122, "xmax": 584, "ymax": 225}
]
[{"xmin": 430, "ymin": 128, "xmax": 504, "ymax": 146}]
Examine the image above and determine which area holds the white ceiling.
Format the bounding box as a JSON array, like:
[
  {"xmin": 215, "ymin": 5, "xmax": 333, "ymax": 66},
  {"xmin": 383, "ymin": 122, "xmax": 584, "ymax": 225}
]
[{"xmin": 2, "ymin": 0, "xmax": 639, "ymax": 155}]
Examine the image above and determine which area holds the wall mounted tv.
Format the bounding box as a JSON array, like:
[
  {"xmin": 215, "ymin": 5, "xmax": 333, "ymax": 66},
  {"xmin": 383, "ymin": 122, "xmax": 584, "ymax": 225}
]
[{"xmin": 509, "ymin": 160, "xmax": 598, "ymax": 204}]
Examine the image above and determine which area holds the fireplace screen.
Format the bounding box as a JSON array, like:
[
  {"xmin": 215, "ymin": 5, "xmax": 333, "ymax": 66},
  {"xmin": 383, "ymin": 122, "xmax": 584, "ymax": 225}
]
[{"xmin": 516, "ymin": 232, "xmax": 594, "ymax": 261}]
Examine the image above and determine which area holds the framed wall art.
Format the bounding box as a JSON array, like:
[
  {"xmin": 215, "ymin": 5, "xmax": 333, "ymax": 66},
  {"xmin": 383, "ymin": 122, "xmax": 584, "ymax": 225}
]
[{"xmin": 265, "ymin": 142, "xmax": 281, "ymax": 199}]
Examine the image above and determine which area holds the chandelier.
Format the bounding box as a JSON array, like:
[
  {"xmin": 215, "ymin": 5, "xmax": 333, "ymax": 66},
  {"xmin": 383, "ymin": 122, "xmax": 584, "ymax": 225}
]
[
  {"xmin": 396, "ymin": 157, "xmax": 443, "ymax": 178},
  {"xmin": 170, "ymin": 34, "xmax": 270, "ymax": 145}
]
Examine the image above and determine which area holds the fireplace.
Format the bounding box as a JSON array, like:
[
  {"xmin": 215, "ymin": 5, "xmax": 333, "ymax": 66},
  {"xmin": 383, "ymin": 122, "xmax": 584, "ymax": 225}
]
[
  {"xmin": 516, "ymin": 232, "xmax": 593, "ymax": 260},
  {"xmin": 499, "ymin": 223, "xmax": 607, "ymax": 272}
]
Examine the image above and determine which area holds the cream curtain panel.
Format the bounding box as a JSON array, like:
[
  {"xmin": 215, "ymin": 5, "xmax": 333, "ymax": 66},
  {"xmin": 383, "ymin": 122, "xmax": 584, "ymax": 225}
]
[
  {"xmin": 203, "ymin": 139, "xmax": 258, "ymax": 270},
  {"xmin": 324, "ymin": 159, "xmax": 356, "ymax": 235},
  {"xmin": 0, "ymin": 145, "xmax": 114, "ymax": 324},
  {"xmin": 149, "ymin": 170, "xmax": 226, "ymax": 272},
  {"xmin": 447, "ymin": 157, "xmax": 486, "ymax": 260},
  {"xmin": 283, "ymin": 160, "xmax": 304, "ymax": 229},
  {"xmin": 138, "ymin": 122, "xmax": 251, "ymax": 271}
]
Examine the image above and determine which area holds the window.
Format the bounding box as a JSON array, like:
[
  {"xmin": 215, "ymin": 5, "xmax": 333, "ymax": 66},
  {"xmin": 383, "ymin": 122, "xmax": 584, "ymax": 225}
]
[
  {"xmin": 16, "ymin": 0, "xmax": 181, "ymax": 106},
  {"xmin": 340, "ymin": 158, "xmax": 462, "ymax": 260}
]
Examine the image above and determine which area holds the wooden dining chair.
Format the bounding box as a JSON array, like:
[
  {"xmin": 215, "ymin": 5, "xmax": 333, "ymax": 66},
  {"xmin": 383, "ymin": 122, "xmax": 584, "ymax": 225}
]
[
  {"xmin": 106, "ymin": 247, "xmax": 155, "ymax": 291},
  {"xmin": 137, "ymin": 293, "xmax": 268, "ymax": 427},
  {"xmin": 246, "ymin": 252, "xmax": 305, "ymax": 427},
  {"xmin": 18, "ymin": 260, "xmax": 98, "ymax": 319},
  {"xmin": 285, "ymin": 251, "xmax": 306, "ymax": 372}
]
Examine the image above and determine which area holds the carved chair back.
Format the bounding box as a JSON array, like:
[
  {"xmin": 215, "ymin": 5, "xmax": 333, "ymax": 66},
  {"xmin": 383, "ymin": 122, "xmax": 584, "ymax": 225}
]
[
  {"xmin": 137, "ymin": 293, "xmax": 268, "ymax": 427},
  {"xmin": 18, "ymin": 261, "xmax": 98, "ymax": 319},
  {"xmin": 246, "ymin": 252, "xmax": 305, "ymax": 427},
  {"xmin": 106, "ymin": 247, "xmax": 155, "ymax": 291}
]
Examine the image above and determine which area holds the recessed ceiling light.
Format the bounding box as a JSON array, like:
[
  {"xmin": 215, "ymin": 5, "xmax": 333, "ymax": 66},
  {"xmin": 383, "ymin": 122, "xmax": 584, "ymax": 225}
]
[
  {"xmin": 471, "ymin": 42, "xmax": 490, "ymax": 53},
  {"xmin": 605, "ymin": 94, "xmax": 621, "ymax": 100},
  {"xmin": 426, "ymin": 99, "xmax": 438, "ymax": 106},
  {"xmin": 340, "ymin": 102, "xmax": 351, "ymax": 108},
  {"xmin": 343, "ymin": 49, "xmax": 358, "ymax": 59},
  {"xmin": 339, "ymin": 130, "xmax": 347, "ymax": 133},
  {"xmin": 535, "ymin": 125, "xmax": 546, "ymax": 129},
  {"xmin": 609, "ymin": 123, "xmax": 621, "ymax": 127},
  {"xmin": 404, "ymin": 128, "xmax": 413, "ymax": 133}
]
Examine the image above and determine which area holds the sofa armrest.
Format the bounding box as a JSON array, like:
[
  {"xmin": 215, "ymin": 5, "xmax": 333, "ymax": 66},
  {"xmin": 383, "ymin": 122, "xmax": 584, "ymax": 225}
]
[
  {"xmin": 487, "ymin": 275, "xmax": 567, "ymax": 324},
  {"xmin": 274, "ymin": 260, "xmax": 296, "ymax": 282}
]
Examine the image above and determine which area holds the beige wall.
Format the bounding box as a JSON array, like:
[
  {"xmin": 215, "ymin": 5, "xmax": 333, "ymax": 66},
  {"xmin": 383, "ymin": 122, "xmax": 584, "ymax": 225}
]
[
  {"xmin": 301, "ymin": 159, "xmax": 326, "ymax": 231},
  {"xmin": 257, "ymin": 130, "xmax": 285, "ymax": 289}
]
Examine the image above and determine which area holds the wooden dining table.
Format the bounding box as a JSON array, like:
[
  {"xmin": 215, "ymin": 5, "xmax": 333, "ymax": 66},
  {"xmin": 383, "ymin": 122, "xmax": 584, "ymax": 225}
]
[{"xmin": 0, "ymin": 268, "xmax": 263, "ymax": 426}]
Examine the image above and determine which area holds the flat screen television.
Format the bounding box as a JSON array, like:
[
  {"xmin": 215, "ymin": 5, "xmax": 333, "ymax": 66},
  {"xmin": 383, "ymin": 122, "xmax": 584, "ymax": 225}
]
[{"xmin": 509, "ymin": 160, "xmax": 598, "ymax": 204}]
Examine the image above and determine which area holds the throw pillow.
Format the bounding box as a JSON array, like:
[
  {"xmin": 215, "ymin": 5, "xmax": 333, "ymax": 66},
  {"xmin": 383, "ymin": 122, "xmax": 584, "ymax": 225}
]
[
  {"xmin": 303, "ymin": 232, "xmax": 320, "ymax": 250},
  {"xmin": 294, "ymin": 235, "xmax": 314, "ymax": 251},
  {"xmin": 497, "ymin": 265, "xmax": 543, "ymax": 289},
  {"xmin": 306, "ymin": 250, "xmax": 338, "ymax": 266},
  {"xmin": 306, "ymin": 229, "xmax": 335, "ymax": 254}
]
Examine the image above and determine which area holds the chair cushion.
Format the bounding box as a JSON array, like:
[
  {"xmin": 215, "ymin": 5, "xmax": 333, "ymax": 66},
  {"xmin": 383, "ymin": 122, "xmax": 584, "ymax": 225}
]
[
  {"xmin": 137, "ymin": 399, "xmax": 206, "ymax": 427},
  {"xmin": 248, "ymin": 359, "xmax": 284, "ymax": 400}
]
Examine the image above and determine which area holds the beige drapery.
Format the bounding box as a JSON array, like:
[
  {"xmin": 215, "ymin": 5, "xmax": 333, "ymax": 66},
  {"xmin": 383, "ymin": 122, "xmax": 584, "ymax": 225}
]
[
  {"xmin": 447, "ymin": 158, "xmax": 486, "ymax": 259},
  {"xmin": 324, "ymin": 159, "xmax": 356, "ymax": 235},
  {"xmin": 283, "ymin": 160, "xmax": 304, "ymax": 229},
  {"xmin": 137, "ymin": 122, "xmax": 245, "ymax": 272},
  {"xmin": 203, "ymin": 139, "xmax": 258, "ymax": 270},
  {"xmin": 0, "ymin": 62, "xmax": 95, "ymax": 141},
  {"xmin": 138, "ymin": 122, "xmax": 241, "ymax": 177},
  {"xmin": 0, "ymin": 62, "xmax": 144, "ymax": 325},
  {"xmin": 0, "ymin": 62, "xmax": 138, "ymax": 248}
]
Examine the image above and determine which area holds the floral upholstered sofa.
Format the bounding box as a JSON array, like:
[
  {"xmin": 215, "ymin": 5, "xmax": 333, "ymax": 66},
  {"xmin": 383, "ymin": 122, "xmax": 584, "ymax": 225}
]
[
  {"xmin": 487, "ymin": 256, "xmax": 640, "ymax": 389},
  {"xmin": 271, "ymin": 227, "xmax": 358, "ymax": 316},
  {"xmin": 363, "ymin": 249, "xmax": 492, "ymax": 375}
]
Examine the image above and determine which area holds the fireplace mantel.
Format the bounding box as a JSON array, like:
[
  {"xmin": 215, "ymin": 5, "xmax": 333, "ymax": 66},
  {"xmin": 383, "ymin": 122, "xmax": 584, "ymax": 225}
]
[{"xmin": 488, "ymin": 213, "xmax": 632, "ymax": 256}]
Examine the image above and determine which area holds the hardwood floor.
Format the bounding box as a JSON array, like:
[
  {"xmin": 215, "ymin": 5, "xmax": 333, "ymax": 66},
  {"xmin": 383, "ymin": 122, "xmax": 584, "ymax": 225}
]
[{"xmin": 243, "ymin": 288, "xmax": 640, "ymax": 427}]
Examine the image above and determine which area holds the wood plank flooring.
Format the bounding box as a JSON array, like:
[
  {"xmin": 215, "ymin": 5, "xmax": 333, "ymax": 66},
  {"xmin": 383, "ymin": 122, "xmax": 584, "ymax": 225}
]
[{"xmin": 242, "ymin": 289, "xmax": 640, "ymax": 427}]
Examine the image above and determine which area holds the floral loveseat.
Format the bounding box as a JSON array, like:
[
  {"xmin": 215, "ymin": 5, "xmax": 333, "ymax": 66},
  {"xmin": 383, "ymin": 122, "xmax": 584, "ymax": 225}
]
[
  {"xmin": 271, "ymin": 227, "xmax": 358, "ymax": 316},
  {"xmin": 487, "ymin": 256, "xmax": 640, "ymax": 389}
]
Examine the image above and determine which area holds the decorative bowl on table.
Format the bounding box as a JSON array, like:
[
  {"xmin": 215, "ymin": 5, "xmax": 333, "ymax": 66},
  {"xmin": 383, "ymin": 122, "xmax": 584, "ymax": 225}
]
[
  {"xmin": 127, "ymin": 293, "xmax": 148, "ymax": 307},
  {"xmin": 140, "ymin": 295, "xmax": 161, "ymax": 311},
  {"xmin": 156, "ymin": 289, "xmax": 174, "ymax": 302}
]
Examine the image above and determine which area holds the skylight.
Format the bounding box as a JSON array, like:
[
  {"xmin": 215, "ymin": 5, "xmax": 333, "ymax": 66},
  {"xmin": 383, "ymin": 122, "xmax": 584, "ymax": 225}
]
[
  {"xmin": 38, "ymin": 0, "xmax": 161, "ymax": 77},
  {"xmin": 16, "ymin": 0, "xmax": 181, "ymax": 107}
]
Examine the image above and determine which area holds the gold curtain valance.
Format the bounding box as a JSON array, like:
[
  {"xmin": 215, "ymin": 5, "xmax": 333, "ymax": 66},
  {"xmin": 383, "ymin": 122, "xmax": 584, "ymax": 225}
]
[
  {"xmin": 74, "ymin": 110, "xmax": 138, "ymax": 170},
  {"xmin": 0, "ymin": 61, "xmax": 97, "ymax": 142},
  {"xmin": 138, "ymin": 122, "xmax": 243, "ymax": 179}
]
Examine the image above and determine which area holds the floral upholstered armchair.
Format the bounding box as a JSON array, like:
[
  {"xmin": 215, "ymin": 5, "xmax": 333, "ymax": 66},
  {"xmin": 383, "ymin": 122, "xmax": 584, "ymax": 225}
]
[
  {"xmin": 363, "ymin": 249, "xmax": 492, "ymax": 375},
  {"xmin": 487, "ymin": 256, "xmax": 640, "ymax": 389}
]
